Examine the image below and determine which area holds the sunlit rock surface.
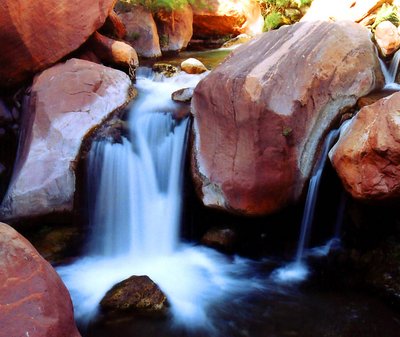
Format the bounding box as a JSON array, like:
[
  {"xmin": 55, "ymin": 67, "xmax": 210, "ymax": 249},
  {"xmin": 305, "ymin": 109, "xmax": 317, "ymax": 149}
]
[
  {"xmin": 0, "ymin": 222, "xmax": 81, "ymax": 337},
  {"xmin": 155, "ymin": 5, "xmax": 193, "ymax": 53},
  {"xmin": 0, "ymin": 59, "xmax": 132, "ymax": 221},
  {"xmin": 191, "ymin": 20, "xmax": 384, "ymax": 215},
  {"xmin": 0, "ymin": 0, "xmax": 116, "ymax": 88},
  {"xmin": 330, "ymin": 92, "xmax": 400, "ymax": 201},
  {"xmin": 192, "ymin": 0, "xmax": 264, "ymax": 38}
]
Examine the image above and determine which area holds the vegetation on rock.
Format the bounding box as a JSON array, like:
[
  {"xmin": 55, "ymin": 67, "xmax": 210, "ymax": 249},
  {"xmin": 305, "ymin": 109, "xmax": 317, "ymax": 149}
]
[
  {"xmin": 258, "ymin": 0, "xmax": 313, "ymax": 31},
  {"xmin": 116, "ymin": 0, "xmax": 203, "ymax": 12},
  {"xmin": 371, "ymin": 3, "xmax": 400, "ymax": 30}
]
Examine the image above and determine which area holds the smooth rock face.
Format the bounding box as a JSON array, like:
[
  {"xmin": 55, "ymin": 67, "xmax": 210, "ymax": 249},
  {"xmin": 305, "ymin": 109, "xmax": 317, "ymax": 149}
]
[
  {"xmin": 0, "ymin": 222, "xmax": 81, "ymax": 337},
  {"xmin": 0, "ymin": 58, "xmax": 132, "ymax": 221},
  {"xmin": 330, "ymin": 92, "xmax": 400, "ymax": 200},
  {"xmin": 118, "ymin": 6, "xmax": 162, "ymax": 58},
  {"xmin": 374, "ymin": 21, "xmax": 400, "ymax": 57},
  {"xmin": 0, "ymin": 0, "xmax": 116, "ymax": 88},
  {"xmin": 100, "ymin": 275, "xmax": 167, "ymax": 314},
  {"xmin": 191, "ymin": 21, "xmax": 384, "ymax": 215},
  {"xmin": 172, "ymin": 87, "xmax": 194, "ymax": 102},
  {"xmin": 192, "ymin": 0, "xmax": 264, "ymax": 38},
  {"xmin": 155, "ymin": 5, "xmax": 193, "ymax": 52}
]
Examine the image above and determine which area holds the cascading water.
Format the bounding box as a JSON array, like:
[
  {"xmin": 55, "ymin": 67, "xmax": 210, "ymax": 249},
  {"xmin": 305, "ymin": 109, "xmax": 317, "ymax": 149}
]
[
  {"xmin": 57, "ymin": 68, "xmax": 269, "ymax": 331},
  {"xmin": 379, "ymin": 48, "xmax": 400, "ymax": 89},
  {"xmin": 273, "ymin": 128, "xmax": 341, "ymax": 282}
]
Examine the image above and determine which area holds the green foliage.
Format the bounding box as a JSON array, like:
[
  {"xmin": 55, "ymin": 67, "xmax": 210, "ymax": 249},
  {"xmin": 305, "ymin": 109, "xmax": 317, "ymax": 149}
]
[
  {"xmin": 258, "ymin": 0, "xmax": 313, "ymax": 32},
  {"xmin": 372, "ymin": 4, "xmax": 400, "ymax": 29},
  {"xmin": 117, "ymin": 0, "xmax": 204, "ymax": 12},
  {"xmin": 264, "ymin": 12, "xmax": 285, "ymax": 31}
]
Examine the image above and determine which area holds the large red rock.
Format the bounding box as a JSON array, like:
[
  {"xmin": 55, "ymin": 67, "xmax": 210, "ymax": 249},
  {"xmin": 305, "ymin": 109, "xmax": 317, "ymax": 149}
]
[
  {"xmin": 0, "ymin": 0, "xmax": 116, "ymax": 88},
  {"xmin": 0, "ymin": 59, "xmax": 133, "ymax": 221},
  {"xmin": 330, "ymin": 92, "xmax": 400, "ymax": 200},
  {"xmin": 374, "ymin": 20, "xmax": 400, "ymax": 57},
  {"xmin": 155, "ymin": 5, "xmax": 193, "ymax": 52},
  {"xmin": 118, "ymin": 6, "xmax": 162, "ymax": 58},
  {"xmin": 0, "ymin": 222, "xmax": 81, "ymax": 337},
  {"xmin": 192, "ymin": 0, "xmax": 264, "ymax": 38},
  {"xmin": 191, "ymin": 21, "xmax": 384, "ymax": 216}
]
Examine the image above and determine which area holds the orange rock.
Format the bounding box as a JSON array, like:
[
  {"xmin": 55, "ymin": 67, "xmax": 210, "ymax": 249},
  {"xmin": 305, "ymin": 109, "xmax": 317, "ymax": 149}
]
[
  {"xmin": 89, "ymin": 32, "xmax": 139, "ymax": 69},
  {"xmin": 192, "ymin": 0, "xmax": 263, "ymax": 38},
  {"xmin": 330, "ymin": 92, "xmax": 400, "ymax": 201},
  {"xmin": 0, "ymin": 0, "xmax": 116, "ymax": 88},
  {"xmin": 374, "ymin": 21, "xmax": 400, "ymax": 57},
  {"xmin": 0, "ymin": 222, "xmax": 81, "ymax": 337},
  {"xmin": 155, "ymin": 5, "xmax": 193, "ymax": 52},
  {"xmin": 191, "ymin": 21, "xmax": 383, "ymax": 216}
]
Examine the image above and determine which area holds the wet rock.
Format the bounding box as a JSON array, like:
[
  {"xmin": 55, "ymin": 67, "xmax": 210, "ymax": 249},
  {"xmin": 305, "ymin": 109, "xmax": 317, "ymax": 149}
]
[
  {"xmin": 118, "ymin": 5, "xmax": 162, "ymax": 58},
  {"xmin": 222, "ymin": 34, "xmax": 253, "ymax": 48},
  {"xmin": 89, "ymin": 31, "xmax": 139, "ymax": 70},
  {"xmin": 0, "ymin": 222, "xmax": 81, "ymax": 337},
  {"xmin": 100, "ymin": 275, "xmax": 168, "ymax": 315},
  {"xmin": 152, "ymin": 63, "xmax": 178, "ymax": 77},
  {"xmin": 330, "ymin": 91, "xmax": 400, "ymax": 201},
  {"xmin": 181, "ymin": 58, "xmax": 208, "ymax": 74},
  {"xmin": 357, "ymin": 90, "xmax": 396, "ymax": 109},
  {"xmin": 191, "ymin": 21, "xmax": 383, "ymax": 215},
  {"xmin": 155, "ymin": 5, "xmax": 193, "ymax": 53},
  {"xmin": 192, "ymin": 0, "xmax": 263, "ymax": 38},
  {"xmin": 0, "ymin": 59, "xmax": 133, "ymax": 221},
  {"xmin": 11, "ymin": 106, "xmax": 20, "ymax": 121},
  {"xmin": 172, "ymin": 88, "xmax": 194, "ymax": 102},
  {"xmin": 0, "ymin": 0, "xmax": 116, "ymax": 88},
  {"xmin": 0, "ymin": 99, "xmax": 13, "ymax": 124},
  {"xmin": 201, "ymin": 227, "xmax": 238, "ymax": 253}
]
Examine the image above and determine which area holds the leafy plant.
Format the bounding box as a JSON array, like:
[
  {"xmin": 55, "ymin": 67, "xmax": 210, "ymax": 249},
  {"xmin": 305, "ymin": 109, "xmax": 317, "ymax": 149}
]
[
  {"xmin": 258, "ymin": 0, "xmax": 313, "ymax": 32},
  {"xmin": 372, "ymin": 4, "xmax": 400, "ymax": 29}
]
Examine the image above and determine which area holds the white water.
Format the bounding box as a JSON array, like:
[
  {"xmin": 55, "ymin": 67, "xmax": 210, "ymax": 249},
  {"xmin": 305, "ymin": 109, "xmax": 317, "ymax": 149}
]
[
  {"xmin": 57, "ymin": 69, "xmax": 270, "ymax": 329},
  {"xmin": 379, "ymin": 48, "xmax": 400, "ymax": 90}
]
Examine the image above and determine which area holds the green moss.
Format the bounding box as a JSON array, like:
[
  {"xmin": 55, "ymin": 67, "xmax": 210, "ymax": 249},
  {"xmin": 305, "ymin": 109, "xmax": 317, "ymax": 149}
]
[
  {"xmin": 372, "ymin": 4, "xmax": 400, "ymax": 29},
  {"xmin": 264, "ymin": 11, "xmax": 285, "ymax": 31}
]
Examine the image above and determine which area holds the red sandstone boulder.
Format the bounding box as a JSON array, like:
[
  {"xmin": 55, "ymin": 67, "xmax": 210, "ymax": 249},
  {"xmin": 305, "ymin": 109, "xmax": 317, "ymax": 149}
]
[
  {"xmin": 118, "ymin": 6, "xmax": 162, "ymax": 58},
  {"xmin": 89, "ymin": 32, "xmax": 139, "ymax": 69},
  {"xmin": 0, "ymin": 222, "xmax": 81, "ymax": 337},
  {"xmin": 100, "ymin": 10, "xmax": 128, "ymax": 39},
  {"xmin": 191, "ymin": 21, "xmax": 384, "ymax": 216},
  {"xmin": 374, "ymin": 21, "xmax": 400, "ymax": 57},
  {"xmin": 155, "ymin": 5, "xmax": 193, "ymax": 52},
  {"xmin": 0, "ymin": 0, "xmax": 116, "ymax": 88},
  {"xmin": 330, "ymin": 92, "xmax": 400, "ymax": 200},
  {"xmin": 192, "ymin": 0, "xmax": 264, "ymax": 38},
  {"xmin": 0, "ymin": 59, "xmax": 133, "ymax": 221}
]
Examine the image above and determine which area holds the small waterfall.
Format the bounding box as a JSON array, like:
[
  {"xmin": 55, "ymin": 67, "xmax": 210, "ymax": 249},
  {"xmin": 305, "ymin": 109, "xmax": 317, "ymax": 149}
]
[
  {"xmin": 273, "ymin": 128, "xmax": 340, "ymax": 282},
  {"xmin": 379, "ymin": 48, "xmax": 400, "ymax": 90}
]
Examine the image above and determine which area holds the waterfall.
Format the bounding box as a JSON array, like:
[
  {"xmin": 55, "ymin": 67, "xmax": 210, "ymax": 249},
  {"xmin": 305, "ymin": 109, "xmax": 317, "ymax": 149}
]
[
  {"xmin": 379, "ymin": 48, "xmax": 400, "ymax": 90},
  {"xmin": 273, "ymin": 128, "xmax": 340, "ymax": 282}
]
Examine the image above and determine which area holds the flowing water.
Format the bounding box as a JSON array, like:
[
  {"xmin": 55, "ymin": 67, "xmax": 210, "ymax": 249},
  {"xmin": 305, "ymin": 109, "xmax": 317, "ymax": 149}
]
[{"xmin": 58, "ymin": 67, "xmax": 400, "ymax": 337}]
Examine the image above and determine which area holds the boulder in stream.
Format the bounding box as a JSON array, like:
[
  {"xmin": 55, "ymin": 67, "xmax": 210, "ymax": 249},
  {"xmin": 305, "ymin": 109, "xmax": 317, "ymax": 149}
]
[
  {"xmin": 191, "ymin": 20, "xmax": 384, "ymax": 215},
  {"xmin": 0, "ymin": 58, "xmax": 133, "ymax": 222},
  {"xmin": 330, "ymin": 91, "xmax": 400, "ymax": 201},
  {"xmin": 0, "ymin": 0, "xmax": 116, "ymax": 88},
  {"xmin": 0, "ymin": 222, "xmax": 81, "ymax": 337},
  {"xmin": 100, "ymin": 275, "xmax": 168, "ymax": 315}
]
